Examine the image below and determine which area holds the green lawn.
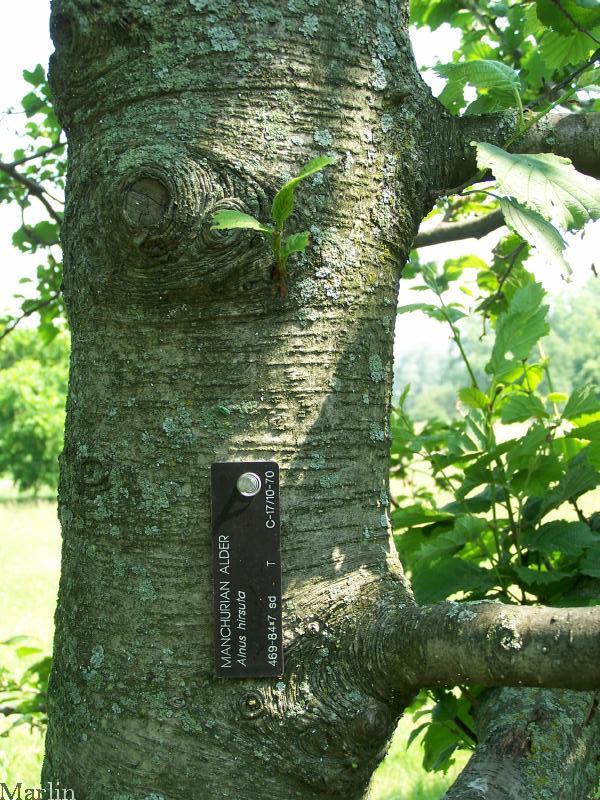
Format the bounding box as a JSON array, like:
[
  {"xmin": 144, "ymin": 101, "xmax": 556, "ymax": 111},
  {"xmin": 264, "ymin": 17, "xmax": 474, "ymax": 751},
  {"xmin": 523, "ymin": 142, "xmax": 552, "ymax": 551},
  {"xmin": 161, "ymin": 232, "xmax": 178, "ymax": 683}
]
[
  {"xmin": 0, "ymin": 500, "xmax": 60, "ymax": 785},
  {"xmin": 0, "ymin": 500, "xmax": 465, "ymax": 796}
]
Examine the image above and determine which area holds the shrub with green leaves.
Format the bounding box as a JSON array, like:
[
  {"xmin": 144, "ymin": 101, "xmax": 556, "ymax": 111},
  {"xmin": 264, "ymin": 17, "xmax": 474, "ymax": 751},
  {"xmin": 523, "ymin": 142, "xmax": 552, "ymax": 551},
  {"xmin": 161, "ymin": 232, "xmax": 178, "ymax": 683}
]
[
  {"xmin": 0, "ymin": 330, "xmax": 69, "ymax": 492},
  {"xmin": 0, "ymin": 637, "xmax": 50, "ymax": 738},
  {"xmin": 0, "ymin": 64, "xmax": 65, "ymax": 344},
  {"xmin": 392, "ymin": 246, "xmax": 600, "ymax": 772}
]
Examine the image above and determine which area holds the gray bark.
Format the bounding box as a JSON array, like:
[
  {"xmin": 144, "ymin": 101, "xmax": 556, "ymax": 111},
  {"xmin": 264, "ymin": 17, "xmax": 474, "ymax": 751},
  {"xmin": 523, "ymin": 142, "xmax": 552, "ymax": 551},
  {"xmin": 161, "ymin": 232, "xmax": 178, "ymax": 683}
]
[
  {"xmin": 380, "ymin": 602, "xmax": 600, "ymax": 691},
  {"xmin": 43, "ymin": 1, "xmax": 428, "ymax": 797},
  {"xmin": 444, "ymin": 689, "xmax": 600, "ymax": 800},
  {"xmin": 42, "ymin": 1, "xmax": 600, "ymax": 799}
]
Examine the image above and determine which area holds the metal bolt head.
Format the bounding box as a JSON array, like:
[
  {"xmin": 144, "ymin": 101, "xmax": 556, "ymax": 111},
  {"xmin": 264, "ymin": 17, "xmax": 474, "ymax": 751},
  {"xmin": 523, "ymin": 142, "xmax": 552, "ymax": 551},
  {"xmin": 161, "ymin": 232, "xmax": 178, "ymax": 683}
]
[{"xmin": 237, "ymin": 472, "xmax": 261, "ymax": 497}]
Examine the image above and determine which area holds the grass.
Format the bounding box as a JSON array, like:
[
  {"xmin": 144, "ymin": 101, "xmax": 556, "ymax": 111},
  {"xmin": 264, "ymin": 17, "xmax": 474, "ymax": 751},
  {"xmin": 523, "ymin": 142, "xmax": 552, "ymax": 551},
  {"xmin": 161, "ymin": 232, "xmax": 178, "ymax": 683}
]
[
  {"xmin": 368, "ymin": 716, "xmax": 468, "ymax": 800},
  {"xmin": 0, "ymin": 500, "xmax": 60, "ymax": 786},
  {"xmin": 0, "ymin": 500, "xmax": 468, "ymax": 797}
]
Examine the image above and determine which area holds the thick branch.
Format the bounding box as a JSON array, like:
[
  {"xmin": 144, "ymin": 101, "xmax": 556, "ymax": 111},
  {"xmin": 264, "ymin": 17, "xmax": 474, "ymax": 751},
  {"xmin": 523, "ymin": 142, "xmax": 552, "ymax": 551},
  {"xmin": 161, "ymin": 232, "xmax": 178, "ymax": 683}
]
[
  {"xmin": 445, "ymin": 111, "xmax": 600, "ymax": 189},
  {"xmin": 444, "ymin": 687, "xmax": 600, "ymax": 800},
  {"xmin": 414, "ymin": 209, "xmax": 504, "ymax": 248},
  {"xmin": 380, "ymin": 601, "xmax": 600, "ymax": 691}
]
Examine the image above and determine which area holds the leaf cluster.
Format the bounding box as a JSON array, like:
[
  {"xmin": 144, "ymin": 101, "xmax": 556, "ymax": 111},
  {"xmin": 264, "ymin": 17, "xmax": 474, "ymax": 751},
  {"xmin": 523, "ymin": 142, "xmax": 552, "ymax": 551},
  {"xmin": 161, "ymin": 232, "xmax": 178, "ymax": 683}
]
[
  {"xmin": 0, "ymin": 637, "xmax": 50, "ymax": 737},
  {"xmin": 393, "ymin": 245, "xmax": 600, "ymax": 773}
]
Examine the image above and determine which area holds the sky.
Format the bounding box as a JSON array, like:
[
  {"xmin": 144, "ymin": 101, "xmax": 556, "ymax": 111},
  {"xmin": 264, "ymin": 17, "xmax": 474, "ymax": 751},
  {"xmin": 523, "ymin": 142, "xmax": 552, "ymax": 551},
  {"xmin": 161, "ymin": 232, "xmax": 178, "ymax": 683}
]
[{"xmin": 0, "ymin": 2, "xmax": 597, "ymax": 359}]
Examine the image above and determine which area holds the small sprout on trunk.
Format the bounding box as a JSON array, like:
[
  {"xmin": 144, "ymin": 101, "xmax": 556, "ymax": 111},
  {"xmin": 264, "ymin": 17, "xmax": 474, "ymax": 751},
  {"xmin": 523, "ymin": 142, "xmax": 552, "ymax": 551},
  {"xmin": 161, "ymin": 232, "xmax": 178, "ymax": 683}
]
[{"xmin": 211, "ymin": 155, "xmax": 335, "ymax": 297}]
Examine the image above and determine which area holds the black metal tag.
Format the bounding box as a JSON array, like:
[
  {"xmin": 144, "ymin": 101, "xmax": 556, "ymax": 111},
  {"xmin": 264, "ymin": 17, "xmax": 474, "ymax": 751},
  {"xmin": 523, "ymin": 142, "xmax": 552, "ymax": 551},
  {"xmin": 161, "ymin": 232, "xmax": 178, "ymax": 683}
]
[{"xmin": 211, "ymin": 461, "xmax": 283, "ymax": 678}]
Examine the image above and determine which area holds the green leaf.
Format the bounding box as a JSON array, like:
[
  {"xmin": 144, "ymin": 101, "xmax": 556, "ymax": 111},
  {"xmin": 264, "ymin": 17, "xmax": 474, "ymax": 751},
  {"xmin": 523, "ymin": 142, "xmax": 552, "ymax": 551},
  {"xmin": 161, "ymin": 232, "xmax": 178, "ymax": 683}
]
[
  {"xmin": 540, "ymin": 29, "xmax": 599, "ymax": 69},
  {"xmin": 422, "ymin": 723, "xmax": 458, "ymax": 772},
  {"xmin": 499, "ymin": 198, "xmax": 572, "ymax": 278},
  {"xmin": 397, "ymin": 303, "xmax": 466, "ymax": 323},
  {"xmin": 281, "ymin": 231, "xmax": 310, "ymax": 260},
  {"xmin": 271, "ymin": 156, "xmax": 335, "ymax": 226},
  {"xmin": 540, "ymin": 454, "xmax": 600, "ymax": 517},
  {"xmin": 412, "ymin": 558, "xmax": 496, "ymax": 603},
  {"xmin": 475, "ymin": 143, "xmax": 600, "ymax": 231},
  {"xmin": 499, "ymin": 391, "xmax": 547, "ymax": 423},
  {"xmin": 547, "ymin": 392, "xmax": 568, "ymax": 403},
  {"xmin": 22, "ymin": 65, "xmax": 45, "ymax": 87},
  {"xmin": 210, "ymin": 210, "xmax": 272, "ymax": 234},
  {"xmin": 581, "ymin": 544, "xmax": 600, "ymax": 578},
  {"xmin": 487, "ymin": 282, "xmax": 549, "ymax": 377},
  {"xmin": 435, "ymin": 60, "xmax": 521, "ymax": 110},
  {"xmin": 522, "ymin": 520, "xmax": 598, "ymax": 557},
  {"xmin": 537, "ymin": 0, "xmax": 600, "ymax": 34},
  {"xmin": 392, "ymin": 505, "xmax": 455, "ymax": 528},
  {"xmin": 512, "ymin": 565, "xmax": 574, "ymax": 591},
  {"xmin": 563, "ymin": 385, "xmax": 600, "ymax": 421},
  {"xmin": 459, "ymin": 387, "xmax": 489, "ymax": 411}
]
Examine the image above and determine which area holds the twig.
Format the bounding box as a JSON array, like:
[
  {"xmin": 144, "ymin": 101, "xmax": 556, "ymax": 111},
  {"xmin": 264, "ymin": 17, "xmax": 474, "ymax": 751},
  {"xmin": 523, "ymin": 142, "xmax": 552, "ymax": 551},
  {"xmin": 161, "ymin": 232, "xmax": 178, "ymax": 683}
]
[
  {"xmin": 8, "ymin": 140, "xmax": 66, "ymax": 168},
  {"xmin": 0, "ymin": 289, "xmax": 63, "ymax": 343},
  {"xmin": 0, "ymin": 160, "xmax": 62, "ymax": 224},
  {"xmin": 415, "ymin": 209, "xmax": 504, "ymax": 248},
  {"xmin": 528, "ymin": 48, "xmax": 600, "ymax": 109}
]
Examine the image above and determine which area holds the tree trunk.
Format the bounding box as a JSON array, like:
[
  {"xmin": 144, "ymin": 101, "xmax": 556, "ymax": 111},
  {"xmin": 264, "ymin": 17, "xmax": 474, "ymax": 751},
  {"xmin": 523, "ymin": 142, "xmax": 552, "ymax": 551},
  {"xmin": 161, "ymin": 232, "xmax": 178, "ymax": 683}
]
[
  {"xmin": 43, "ymin": 1, "xmax": 432, "ymax": 797},
  {"xmin": 43, "ymin": 1, "xmax": 600, "ymax": 799}
]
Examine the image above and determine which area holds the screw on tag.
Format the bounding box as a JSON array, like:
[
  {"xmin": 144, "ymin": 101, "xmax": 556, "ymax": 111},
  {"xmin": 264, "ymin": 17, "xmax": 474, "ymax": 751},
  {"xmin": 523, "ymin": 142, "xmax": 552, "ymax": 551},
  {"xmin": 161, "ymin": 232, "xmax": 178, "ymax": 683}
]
[{"xmin": 237, "ymin": 472, "xmax": 261, "ymax": 497}]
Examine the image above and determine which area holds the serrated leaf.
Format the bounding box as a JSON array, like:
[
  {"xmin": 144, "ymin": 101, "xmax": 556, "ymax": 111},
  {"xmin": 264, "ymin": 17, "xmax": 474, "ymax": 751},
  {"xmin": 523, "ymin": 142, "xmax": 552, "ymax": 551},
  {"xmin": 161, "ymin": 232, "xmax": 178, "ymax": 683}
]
[
  {"xmin": 475, "ymin": 143, "xmax": 600, "ymax": 231},
  {"xmin": 500, "ymin": 391, "xmax": 547, "ymax": 423},
  {"xmin": 281, "ymin": 231, "xmax": 310, "ymax": 260},
  {"xmin": 487, "ymin": 281, "xmax": 549, "ymax": 377},
  {"xmin": 522, "ymin": 520, "xmax": 598, "ymax": 557},
  {"xmin": 540, "ymin": 29, "xmax": 598, "ymax": 68},
  {"xmin": 540, "ymin": 454, "xmax": 600, "ymax": 516},
  {"xmin": 563, "ymin": 385, "xmax": 600, "ymax": 421},
  {"xmin": 459, "ymin": 387, "xmax": 489, "ymax": 411},
  {"xmin": 210, "ymin": 210, "xmax": 272, "ymax": 234},
  {"xmin": 436, "ymin": 59, "xmax": 521, "ymax": 95},
  {"xmin": 500, "ymin": 198, "xmax": 572, "ymax": 278},
  {"xmin": 271, "ymin": 156, "xmax": 335, "ymax": 226},
  {"xmin": 537, "ymin": 0, "xmax": 600, "ymax": 34},
  {"xmin": 412, "ymin": 558, "xmax": 496, "ymax": 603},
  {"xmin": 512, "ymin": 565, "xmax": 574, "ymax": 590}
]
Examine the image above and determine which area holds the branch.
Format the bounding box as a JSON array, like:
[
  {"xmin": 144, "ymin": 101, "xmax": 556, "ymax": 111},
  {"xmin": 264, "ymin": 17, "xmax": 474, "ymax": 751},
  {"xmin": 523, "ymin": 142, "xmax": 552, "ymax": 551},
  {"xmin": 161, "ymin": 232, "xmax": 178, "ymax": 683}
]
[
  {"xmin": 445, "ymin": 111, "xmax": 600, "ymax": 190},
  {"xmin": 8, "ymin": 140, "xmax": 66, "ymax": 168},
  {"xmin": 380, "ymin": 601, "xmax": 600, "ymax": 691},
  {"xmin": 0, "ymin": 159, "xmax": 63, "ymax": 223},
  {"xmin": 444, "ymin": 687, "xmax": 600, "ymax": 799},
  {"xmin": 0, "ymin": 289, "xmax": 62, "ymax": 343},
  {"xmin": 414, "ymin": 209, "xmax": 504, "ymax": 248}
]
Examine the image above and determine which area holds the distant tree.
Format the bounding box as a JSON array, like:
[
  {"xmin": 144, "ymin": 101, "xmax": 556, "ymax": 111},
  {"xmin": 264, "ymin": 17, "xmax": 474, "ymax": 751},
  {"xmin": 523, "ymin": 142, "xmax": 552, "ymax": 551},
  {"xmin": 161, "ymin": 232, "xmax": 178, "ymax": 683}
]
[{"xmin": 0, "ymin": 329, "xmax": 68, "ymax": 491}]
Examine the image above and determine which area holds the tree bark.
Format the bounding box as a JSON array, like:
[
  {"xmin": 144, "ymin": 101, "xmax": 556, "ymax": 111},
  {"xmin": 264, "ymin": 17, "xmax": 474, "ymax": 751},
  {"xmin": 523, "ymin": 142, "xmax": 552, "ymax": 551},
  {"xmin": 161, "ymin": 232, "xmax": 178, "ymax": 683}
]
[
  {"xmin": 43, "ymin": 1, "xmax": 428, "ymax": 797},
  {"xmin": 444, "ymin": 688, "xmax": 600, "ymax": 800},
  {"xmin": 380, "ymin": 602, "xmax": 600, "ymax": 691},
  {"xmin": 43, "ymin": 1, "xmax": 600, "ymax": 799}
]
